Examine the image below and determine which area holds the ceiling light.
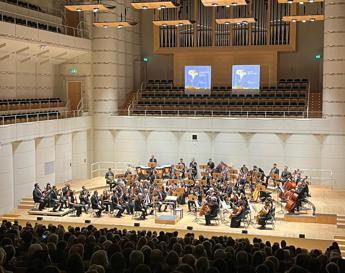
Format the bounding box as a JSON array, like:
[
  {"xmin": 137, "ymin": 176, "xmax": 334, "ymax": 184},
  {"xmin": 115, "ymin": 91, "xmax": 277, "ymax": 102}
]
[
  {"xmin": 242, "ymin": 20, "xmax": 248, "ymax": 24},
  {"xmin": 225, "ymin": 5, "xmax": 230, "ymax": 7},
  {"xmin": 236, "ymin": 22, "xmax": 241, "ymax": 25},
  {"xmin": 225, "ymin": 21, "xmax": 230, "ymax": 25},
  {"xmin": 291, "ymin": 18, "xmax": 297, "ymax": 23},
  {"xmin": 287, "ymin": 0, "xmax": 293, "ymax": 4},
  {"xmin": 162, "ymin": 24, "xmax": 167, "ymax": 27},
  {"xmin": 117, "ymin": 24, "xmax": 124, "ymax": 29},
  {"xmin": 93, "ymin": 7, "xmax": 99, "ymax": 13},
  {"xmin": 160, "ymin": 5, "xmax": 166, "ymax": 9},
  {"xmin": 212, "ymin": 3, "xmax": 218, "ymax": 6},
  {"xmin": 76, "ymin": 7, "xmax": 82, "ymax": 12},
  {"xmin": 231, "ymin": 2, "xmax": 238, "ymax": 6},
  {"xmin": 309, "ymin": 0, "xmax": 315, "ymax": 2},
  {"xmin": 302, "ymin": 19, "xmax": 306, "ymax": 23},
  {"xmin": 103, "ymin": 25, "xmax": 108, "ymax": 29},
  {"xmin": 178, "ymin": 22, "xmax": 184, "ymax": 26},
  {"xmin": 310, "ymin": 18, "xmax": 315, "ymax": 22},
  {"xmin": 142, "ymin": 5, "xmax": 148, "ymax": 9},
  {"xmin": 299, "ymin": 1, "xmax": 304, "ymax": 4}
]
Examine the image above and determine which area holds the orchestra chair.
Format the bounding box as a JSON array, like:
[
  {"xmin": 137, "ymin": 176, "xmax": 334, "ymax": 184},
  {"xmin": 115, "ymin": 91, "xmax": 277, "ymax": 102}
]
[
  {"xmin": 242, "ymin": 207, "xmax": 252, "ymax": 228},
  {"xmin": 208, "ymin": 208, "xmax": 221, "ymax": 225}
]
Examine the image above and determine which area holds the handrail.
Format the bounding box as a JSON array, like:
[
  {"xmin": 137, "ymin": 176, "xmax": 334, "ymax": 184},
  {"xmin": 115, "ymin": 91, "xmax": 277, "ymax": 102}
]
[
  {"xmin": 0, "ymin": 10, "xmax": 90, "ymax": 38},
  {"xmin": 0, "ymin": 110, "xmax": 87, "ymax": 126},
  {"xmin": 90, "ymin": 161, "xmax": 134, "ymax": 179},
  {"xmin": 122, "ymin": 109, "xmax": 324, "ymax": 119},
  {"xmin": 0, "ymin": 0, "xmax": 63, "ymax": 18}
]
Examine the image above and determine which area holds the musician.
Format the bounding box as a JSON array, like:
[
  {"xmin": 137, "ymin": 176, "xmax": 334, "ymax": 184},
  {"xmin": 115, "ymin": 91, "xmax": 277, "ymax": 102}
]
[
  {"xmin": 59, "ymin": 184, "xmax": 71, "ymax": 211},
  {"xmin": 257, "ymin": 199, "xmax": 274, "ymax": 229},
  {"xmin": 110, "ymin": 191, "xmax": 125, "ymax": 217},
  {"xmin": 230, "ymin": 200, "xmax": 245, "ymax": 228},
  {"xmin": 69, "ymin": 190, "xmax": 83, "ymax": 217},
  {"xmin": 293, "ymin": 178, "xmax": 310, "ymax": 213},
  {"xmin": 187, "ymin": 190, "xmax": 198, "ymax": 212},
  {"xmin": 280, "ymin": 166, "xmax": 292, "ymax": 184},
  {"xmin": 240, "ymin": 164, "xmax": 249, "ymax": 176},
  {"xmin": 189, "ymin": 158, "xmax": 198, "ymax": 180},
  {"xmin": 149, "ymin": 155, "xmax": 157, "ymax": 163},
  {"xmin": 156, "ymin": 188, "xmax": 167, "ymax": 212},
  {"xmin": 101, "ymin": 189, "xmax": 111, "ymax": 213},
  {"xmin": 177, "ymin": 158, "xmax": 186, "ymax": 179},
  {"xmin": 143, "ymin": 188, "xmax": 154, "ymax": 215},
  {"xmin": 49, "ymin": 185, "xmax": 60, "ymax": 212},
  {"xmin": 33, "ymin": 183, "xmax": 45, "ymax": 210},
  {"xmin": 207, "ymin": 158, "xmax": 215, "ymax": 172},
  {"xmin": 79, "ymin": 186, "xmax": 90, "ymax": 213},
  {"xmin": 105, "ymin": 168, "xmax": 115, "ymax": 190},
  {"xmin": 43, "ymin": 183, "xmax": 52, "ymax": 208},
  {"xmin": 91, "ymin": 190, "xmax": 104, "ymax": 217},
  {"xmin": 205, "ymin": 196, "xmax": 219, "ymax": 226},
  {"xmin": 134, "ymin": 193, "xmax": 147, "ymax": 220},
  {"xmin": 266, "ymin": 163, "xmax": 280, "ymax": 184}
]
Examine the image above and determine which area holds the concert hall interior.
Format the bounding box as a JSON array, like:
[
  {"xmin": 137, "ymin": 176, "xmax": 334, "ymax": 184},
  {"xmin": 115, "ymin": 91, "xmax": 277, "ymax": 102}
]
[{"xmin": 0, "ymin": 0, "xmax": 344, "ymax": 272}]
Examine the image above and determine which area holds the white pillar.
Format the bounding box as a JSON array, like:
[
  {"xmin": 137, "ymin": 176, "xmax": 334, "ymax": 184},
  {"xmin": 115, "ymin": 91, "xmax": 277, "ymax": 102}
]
[{"xmin": 323, "ymin": 0, "xmax": 345, "ymax": 117}]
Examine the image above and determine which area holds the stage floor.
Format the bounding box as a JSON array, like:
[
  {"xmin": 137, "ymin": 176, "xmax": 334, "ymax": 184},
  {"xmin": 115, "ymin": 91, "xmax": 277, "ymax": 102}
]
[{"xmin": 5, "ymin": 177, "xmax": 345, "ymax": 251}]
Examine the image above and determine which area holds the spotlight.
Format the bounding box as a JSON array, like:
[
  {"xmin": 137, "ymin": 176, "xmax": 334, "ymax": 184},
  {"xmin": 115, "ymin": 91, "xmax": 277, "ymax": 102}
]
[{"xmin": 93, "ymin": 7, "xmax": 99, "ymax": 13}]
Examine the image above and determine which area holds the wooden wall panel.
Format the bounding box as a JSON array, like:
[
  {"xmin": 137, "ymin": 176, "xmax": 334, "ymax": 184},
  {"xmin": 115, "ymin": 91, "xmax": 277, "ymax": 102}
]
[{"xmin": 173, "ymin": 50, "xmax": 278, "ymax": 86}]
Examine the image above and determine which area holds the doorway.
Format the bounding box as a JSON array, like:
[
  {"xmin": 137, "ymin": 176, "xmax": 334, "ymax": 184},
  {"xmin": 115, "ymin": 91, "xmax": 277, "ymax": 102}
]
[{"xmin": 67, "ymin": 81, "xmax": 81, "ymax": 111}]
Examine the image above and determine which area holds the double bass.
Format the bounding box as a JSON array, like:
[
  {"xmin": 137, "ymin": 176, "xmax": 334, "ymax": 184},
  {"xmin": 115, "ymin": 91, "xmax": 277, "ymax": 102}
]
[{"xmin": 199, "ymin": 202, "xmax": 209, "ymax": 216}]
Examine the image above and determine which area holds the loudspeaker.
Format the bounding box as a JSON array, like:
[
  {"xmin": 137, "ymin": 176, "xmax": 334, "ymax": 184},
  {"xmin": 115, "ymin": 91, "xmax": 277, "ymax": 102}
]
[
  {"xmin": 37, "ymin": 217, "xmax": 43, "ymax": 221},
  {"xmin": 85, "ymin": 220, "xmax": 91, "ymax": 224},
  {"xmin": 187, "ymin": 226, "xmax": 193, "ymax": 230},
  {"xmin": 192, "ymin": 134, "xmax": 197, "ymax": 140},
  {"xmin": 242, "ymin": 230, "xmax": 248, "ymax": 234},
  {"xmin": 134, "ymin": 223, "xmax": 140, "ymax": 227},
  {"xmin": 299, "ymin": 234, "xmax": 305, "ymax": 239}
]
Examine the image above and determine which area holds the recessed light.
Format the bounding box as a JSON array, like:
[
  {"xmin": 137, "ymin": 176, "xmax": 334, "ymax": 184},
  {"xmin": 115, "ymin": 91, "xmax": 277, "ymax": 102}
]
[
  {"xmin": 76, "ymin": 7, "xmax": 82, "ymax": 12},
  {"xmin": 212, "ymin": 3, "xmax": 218, "ymax": 6},
  {"xmin": 117, "ymin": 24, "xmax": 124, "ymax": 29},
  {"xmin": 225, "ymin": 21, "xmax": 230, "ymax": 25},
  {"xmin": 242, "ymin": 20, "xmax": 248, "ymax": 24},
  {"xmin": 93, "ymin": 7, "xmax": 99, "ymax": 13},
  {"xmin": 291, "ymin": 18, "xmax": 297, "ymax": 23},
  {"xmin": 103, "ymin": 25, "xmax": 108, "ymax": 29},
  {"xmin": 302, "ymin": 19, "xmax": 306, "ymax": 23},
  {"xmin": 310, "ymin": 18, "xmax": 315, "ymax": 22},
  {"xmin": 299, "ymin": 1, "xmax": 304, "ymax": 4},
  {"xmin": 226, "ymin": 5, "xmax": 230, "ymax": 7},
  {"xmin": 142, "ymin": 5, "xmax": 148, "ymax": 9}
]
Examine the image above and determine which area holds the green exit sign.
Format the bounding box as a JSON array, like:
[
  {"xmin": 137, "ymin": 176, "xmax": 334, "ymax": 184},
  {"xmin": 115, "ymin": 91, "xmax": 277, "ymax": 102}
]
[
  {"xmin": 315, "ymin": 54, "xmax": 321, "ymax": 61},
  {"xmin": 143, "ymin": 57, "xmax": 149, "ymax": 63},
  {"xmin": 69, "ymin": 68, "xmax": 78, "ymax": 75}
]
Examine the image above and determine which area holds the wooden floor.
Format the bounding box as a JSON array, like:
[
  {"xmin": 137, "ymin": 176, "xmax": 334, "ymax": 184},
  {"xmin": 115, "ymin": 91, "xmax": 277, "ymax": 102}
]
[{"xmin": 4, "ymin": 177, "xmax": 345, "ymax": 251}]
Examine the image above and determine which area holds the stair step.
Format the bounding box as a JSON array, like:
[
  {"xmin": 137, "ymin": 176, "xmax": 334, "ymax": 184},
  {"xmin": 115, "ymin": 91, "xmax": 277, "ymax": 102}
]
[
  {"xmin": 337, "ymin": 224, "xmax": 345, "ymax": 229},
  {"xmin": 20, "ymin": 200, "xmax": 34, "ymax": 205},
  {"xmin": 339, "ymin": 244, "xmax": 345, "ymax": 251},
  {"xmin": 22, "ymin": 197, "xmax": 32, "ymax": 201},
  {"xmin": 18, "ymin": 204, "xmax": 33, "ymax": 209},
  {"xmin": 334, "ymin": 236, "xmax": 345, "ymax": 241}
]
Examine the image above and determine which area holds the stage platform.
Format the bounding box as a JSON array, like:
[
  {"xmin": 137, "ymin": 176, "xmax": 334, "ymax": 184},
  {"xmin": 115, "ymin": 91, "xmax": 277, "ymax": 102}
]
[{"xmin": 2, "ymin": 177, "xmax": 345, "ymax": 253}]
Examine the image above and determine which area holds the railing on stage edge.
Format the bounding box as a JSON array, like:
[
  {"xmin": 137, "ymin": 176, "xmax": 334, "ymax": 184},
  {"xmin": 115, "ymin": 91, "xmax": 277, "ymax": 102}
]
[
  {"xmin": 299, "ymin": 168, "xmax": 336, "ymax": 190},
  {"xmin": 90, "ymin": 162, "xmax": 134, "ymax": 179}
]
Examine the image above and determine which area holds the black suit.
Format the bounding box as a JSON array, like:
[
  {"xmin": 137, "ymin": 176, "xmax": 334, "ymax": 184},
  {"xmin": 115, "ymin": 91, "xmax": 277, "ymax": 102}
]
[
  {"xmin": 91, "ymin": 195, "xmax": 104, "ymax": 216},
  {"xmin": 33, "ymin": 188, "xmax": 45, "ymax": 210}
]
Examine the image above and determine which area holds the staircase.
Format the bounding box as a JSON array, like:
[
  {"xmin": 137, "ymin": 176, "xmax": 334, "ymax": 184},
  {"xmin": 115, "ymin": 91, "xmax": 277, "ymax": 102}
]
[
  {"xmin": 337, "ymin": 215, "xmax": 345, "ymax": 229},
  {"xmin": 18, "ymin": 197, "xmax": 34, "ymax": 210},
  {"xmin": 334, "ymin": 235, "xmax": 345, "ymax": 258}
]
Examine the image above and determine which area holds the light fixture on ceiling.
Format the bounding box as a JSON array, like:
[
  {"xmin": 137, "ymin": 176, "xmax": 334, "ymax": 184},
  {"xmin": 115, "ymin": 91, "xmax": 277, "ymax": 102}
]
[
  {"xmin": 226, "ymin": 4, "xmax": 230, "ymax": 7},
  {"xmin": 76, "ymin": 7, "xmax": 82, "ymax": 12},
  {"xmin": 310, "ymin": 18, "xmax": 315, "ymax": 22},
  {"xmin": 117, "ymin": 24, "xmax": 124, "ymax": 29},
  {"xmin": 103, "ymin": 25, "xmax": 108, "ymax": 29},
  {"xmin": 302, "ymin": 19, "xmax": 307, "ymax": 23},
  {"xmin": 225, "ymin": 21, "xmax": 230, "ymax": 25},
  {"xmin": 231, "ymin": 2, "xmax": 238, "ymax": 6},
  {"xmin": 291, "ymin": 18, "xmax": 297, "ymax": 22},
  {"xmin": 287, "ymin": 0, "xmax": 293, "ymax": 4},
  {"xmin": 212, "ymin": 3, "xmax": 218, "ymax": 6},
  {"xmin": 93, "ymin": 7, "xmax": 99, "ymax": 13},
  {"xmin": 299, "ymin": 1, "xmax": 304, "ymax": 4},
  {"xmin": 142, "ymin": 5, "xmax": 148, "ymax": 9}
]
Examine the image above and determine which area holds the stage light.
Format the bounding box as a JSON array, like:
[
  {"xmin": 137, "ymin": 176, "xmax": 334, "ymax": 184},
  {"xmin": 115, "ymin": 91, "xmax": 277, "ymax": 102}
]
[
  {"xmin": 37, "ymin": 217, "xmax": 43, "ymax": 221},
  {"xmin": 134, "ymin": 223, "xmax": 140, "ymax": 227},
  {"xmin": 187, "ymin": 226, "xmax": 193, "ymax": 230},
  {"xmin": 242, "ymin": 230, "xmax": 248, "ymax": 234},
  {"xmin": 85, "ymin": 220, "xmax": 91, "ymax": 224},
  {"xmin": 299, "ymin": 234, "xmax": 305, "ymax": 238}
]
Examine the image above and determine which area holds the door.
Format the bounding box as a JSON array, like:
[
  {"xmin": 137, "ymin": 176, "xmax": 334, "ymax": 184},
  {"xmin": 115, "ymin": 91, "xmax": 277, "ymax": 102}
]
[{"xmin": 67, "ymin": 81, "xmax": 81, "ymax": 111}]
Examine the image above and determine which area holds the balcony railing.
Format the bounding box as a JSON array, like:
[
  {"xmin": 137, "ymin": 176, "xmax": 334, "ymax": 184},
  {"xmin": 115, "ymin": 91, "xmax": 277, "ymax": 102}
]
[{"xmin": 0, "ymin": 10, "xmax": 90, "ymax": 38}]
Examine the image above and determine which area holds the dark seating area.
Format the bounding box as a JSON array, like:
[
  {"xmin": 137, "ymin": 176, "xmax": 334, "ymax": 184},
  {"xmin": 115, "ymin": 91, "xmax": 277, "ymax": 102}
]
[
  {"xmin": 1, "ymin": 0, "xmax": 42, "ymax": 12},
  {"xmin": 0, "ymin": 110, "xmax": 61, "ymax": 124},
  {"xmin": 0, "ymin": 13, "xmax": 62, "ymax": 33},
  {"xmin": 129, "ymin": 79, "xmax": 310, "ymax": 118},
  {"xmin": 0, "ymin": 222, "xmax": 343, "ymax": 273},
  {"xmin": 0, "ymin": 98, "xmax": 65, "ymax": 112}
]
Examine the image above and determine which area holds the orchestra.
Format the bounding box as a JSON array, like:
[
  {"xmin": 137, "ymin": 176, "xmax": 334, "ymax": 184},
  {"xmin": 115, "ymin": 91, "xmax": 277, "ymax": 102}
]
[{"xmin": 31, "ymin": 156, "xmax": 314, "ymax": 230}]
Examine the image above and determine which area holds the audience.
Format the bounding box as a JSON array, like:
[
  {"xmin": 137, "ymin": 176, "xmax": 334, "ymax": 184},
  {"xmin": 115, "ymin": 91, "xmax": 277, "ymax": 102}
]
[{"xmin": 0, "ymin": 220, "xmax": 343, "ymax": 273}]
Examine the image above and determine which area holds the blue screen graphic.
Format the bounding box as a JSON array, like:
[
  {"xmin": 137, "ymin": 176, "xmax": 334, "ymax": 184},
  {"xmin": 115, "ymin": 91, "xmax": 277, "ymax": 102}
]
[
  {"xmin": 185, "ymin": 66, "xmax": 211, "ymax": 93},
  {"xmin": 232, "ymin": 65, "xmax": 260, "ymax": 90}
]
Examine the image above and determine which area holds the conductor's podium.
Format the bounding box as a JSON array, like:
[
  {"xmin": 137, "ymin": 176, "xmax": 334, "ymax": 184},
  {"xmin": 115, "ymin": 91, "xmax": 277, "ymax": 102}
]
[{"xmin": 155, "ymin": 214, "xmax": 179, "ymax": 225}]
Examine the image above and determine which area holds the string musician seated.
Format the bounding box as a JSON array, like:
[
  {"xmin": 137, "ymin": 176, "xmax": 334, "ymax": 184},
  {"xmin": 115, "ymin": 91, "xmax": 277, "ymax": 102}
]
[
  {"xmin": 33, "ymin": 183, "xmax": 45, "ymax": 210},
  {"xmin": 229, "ymin": 200, "xmax": 246, "ymax": 228},
  {"xmin": 187, "ymin": 191, "xmax": 198, "ymax": 212},
  {"xmin": 100, "ymin": 189, "xmax": 111, "ymax": 213},
  {"xmin": 266, "ymin": 163, "xmax": 280, "ymax": 186},
  {"xmin": 134, "ymin": 193, "xmax": 147, "ymax": 220},
  {"xmin": 256, "ymin": 198, "xmax": 274, "ymax": 229},
  {"xmin": 79, "ymin": 186, "xmax": 90, "ymax": 213},
  {"xmin": 91, "ymin": 190, "xmax": 104, "ymax": 217},
  {"xmin": 155, "ymin": 187, "xmax": 167, "ymax": 212},
  {"xmin": 203, "ymin": 196, "xmax": 219, "ymax": 226},
  {"xmin": 110, "ymin": 190, "xmax": 125, "ymax": 217}
]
